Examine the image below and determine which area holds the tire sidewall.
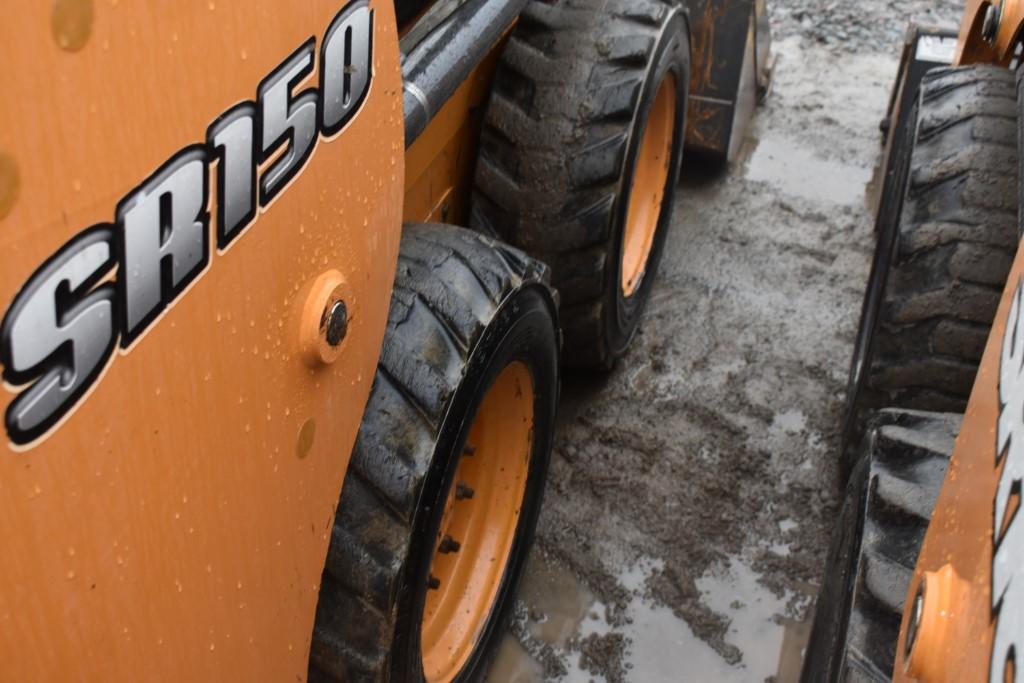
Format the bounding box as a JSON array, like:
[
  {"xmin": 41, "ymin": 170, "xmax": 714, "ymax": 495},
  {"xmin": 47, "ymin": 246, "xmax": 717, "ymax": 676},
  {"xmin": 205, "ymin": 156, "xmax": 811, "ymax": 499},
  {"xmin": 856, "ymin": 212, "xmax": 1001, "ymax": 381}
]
[
  {"xmin": 605, "ymin": 11, "xmax": 691, "ymax": 361},
  {"xmin": 840, "ymin": 95, "xmax": 920, "ymax": 480},
  {"xmin": 391, "ymin": 285, "xmax": 559, "ymax": 682},
  {"xmin": 800, "ymin": 451, "xmax": 870, "ymax": 683}
]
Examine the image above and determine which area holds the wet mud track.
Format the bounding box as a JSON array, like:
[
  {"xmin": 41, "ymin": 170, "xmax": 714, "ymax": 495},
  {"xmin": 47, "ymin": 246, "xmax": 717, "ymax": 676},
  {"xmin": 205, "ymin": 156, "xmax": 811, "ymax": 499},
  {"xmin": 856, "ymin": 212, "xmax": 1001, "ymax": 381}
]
[{"xmin": 488, "ymin": 9, "xmax": 959, "ymax": 680}]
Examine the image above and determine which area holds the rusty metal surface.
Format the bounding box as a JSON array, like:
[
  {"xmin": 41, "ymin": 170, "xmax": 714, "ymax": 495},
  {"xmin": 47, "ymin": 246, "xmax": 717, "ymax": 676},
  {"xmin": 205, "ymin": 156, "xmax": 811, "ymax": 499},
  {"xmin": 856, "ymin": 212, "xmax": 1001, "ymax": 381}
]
[
  {"xmin": 688, "ymin": 0, "xmax": 747, "ymax": 96},
  {"xmin": 684, "ymin": 0, "xmax": 771, "ymax": 160}
]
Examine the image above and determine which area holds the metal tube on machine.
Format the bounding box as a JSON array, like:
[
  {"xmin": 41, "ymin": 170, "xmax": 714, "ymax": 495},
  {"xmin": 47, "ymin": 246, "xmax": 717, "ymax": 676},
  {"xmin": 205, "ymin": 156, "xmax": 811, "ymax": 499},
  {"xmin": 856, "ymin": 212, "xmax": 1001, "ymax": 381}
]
[{"xmin": 401, "ymin": 0, "xmax": 528, "ymax": 147}]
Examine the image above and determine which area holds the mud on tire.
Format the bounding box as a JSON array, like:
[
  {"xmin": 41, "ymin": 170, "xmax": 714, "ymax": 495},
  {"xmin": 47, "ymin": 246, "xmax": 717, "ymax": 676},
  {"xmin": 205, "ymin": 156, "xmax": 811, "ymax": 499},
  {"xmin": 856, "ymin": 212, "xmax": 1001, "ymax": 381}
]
[
  {"xmin": 842, "ymin": 65, "xmax": 1018, "ymax": 479},
  {"xmin": 470, "ymin": 0, "xmax": 691, "ymax": 368},
  {"xmin": 802, "ymin": 409, "xmax": 958, "ymax": 683},
  {"xmin": 308, "ymin": 224, "xmax": 560, "ymax": 682}
]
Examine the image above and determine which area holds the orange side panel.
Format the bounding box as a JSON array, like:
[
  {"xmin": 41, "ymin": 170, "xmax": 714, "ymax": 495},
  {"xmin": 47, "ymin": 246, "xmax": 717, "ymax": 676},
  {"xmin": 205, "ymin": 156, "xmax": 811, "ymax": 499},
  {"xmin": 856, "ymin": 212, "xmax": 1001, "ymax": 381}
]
[
  {"xmin": 403, "ymin": 39, "xmax": 503, "ymax": 225},
  {"xmin": 892, "ymin": 244, "xmax": 1024, "ymax": 682},
  {"xmin": 0, "ymin": 1, "xmax": 403, "ymax": 680}
]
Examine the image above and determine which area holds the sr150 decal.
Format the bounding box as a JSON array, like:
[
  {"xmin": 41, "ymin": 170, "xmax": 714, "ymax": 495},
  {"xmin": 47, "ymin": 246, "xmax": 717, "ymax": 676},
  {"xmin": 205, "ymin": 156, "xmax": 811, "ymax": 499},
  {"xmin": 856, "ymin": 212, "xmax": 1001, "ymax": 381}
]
[
  {"xmin": 0, "ymin": 1, "xmax": 374, "ymax": 447},
  {"xmin": 995, "ymin": 279, "xmax": 1024, "ymax": 681}
]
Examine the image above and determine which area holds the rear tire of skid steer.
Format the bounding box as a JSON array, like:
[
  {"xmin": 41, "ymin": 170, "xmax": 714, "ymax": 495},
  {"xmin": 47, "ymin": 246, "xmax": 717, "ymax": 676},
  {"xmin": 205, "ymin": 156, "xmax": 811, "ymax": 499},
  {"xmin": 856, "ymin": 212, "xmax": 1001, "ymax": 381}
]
[
  {"xmin": 801, "ymin": 409, "xmax": 958, "ymax": 683},
  {"xmin": 471, "ymin": 0, "xmax": 690, "ymax": 369},
  {"xmin": 394, "ymin": 0, "xmax": 429, "ymax": 25},
  {"xmin": 840, "ymin": 65, "xmax": 1018, "ymax": 483},
  {"xmin": 308, "ymin": 224, "xmax": 560, "ymax": 683}
]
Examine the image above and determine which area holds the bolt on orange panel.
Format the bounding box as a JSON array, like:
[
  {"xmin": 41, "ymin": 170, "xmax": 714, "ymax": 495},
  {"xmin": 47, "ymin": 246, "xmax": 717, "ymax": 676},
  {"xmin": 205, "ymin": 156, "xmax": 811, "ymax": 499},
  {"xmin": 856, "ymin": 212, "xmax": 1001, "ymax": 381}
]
[{"xmin": 0, "ymin": 0, "xmax": 403, "ymax": 679}]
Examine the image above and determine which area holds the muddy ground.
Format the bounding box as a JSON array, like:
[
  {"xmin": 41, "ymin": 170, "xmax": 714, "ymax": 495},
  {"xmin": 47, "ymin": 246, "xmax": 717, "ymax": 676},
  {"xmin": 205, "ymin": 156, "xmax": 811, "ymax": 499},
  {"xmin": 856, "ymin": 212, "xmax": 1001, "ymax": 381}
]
[{"xmin": 489, "ymin": 1, "xmax": 963, "ymax": 681}]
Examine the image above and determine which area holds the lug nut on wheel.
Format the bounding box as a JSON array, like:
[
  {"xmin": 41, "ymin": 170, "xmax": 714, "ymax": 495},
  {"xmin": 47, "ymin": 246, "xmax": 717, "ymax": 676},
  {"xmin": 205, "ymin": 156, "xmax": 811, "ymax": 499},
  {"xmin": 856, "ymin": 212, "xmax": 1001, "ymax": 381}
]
[{"xmin": 438, "ymin": 535, "xmax": 461, "ymax": 554}]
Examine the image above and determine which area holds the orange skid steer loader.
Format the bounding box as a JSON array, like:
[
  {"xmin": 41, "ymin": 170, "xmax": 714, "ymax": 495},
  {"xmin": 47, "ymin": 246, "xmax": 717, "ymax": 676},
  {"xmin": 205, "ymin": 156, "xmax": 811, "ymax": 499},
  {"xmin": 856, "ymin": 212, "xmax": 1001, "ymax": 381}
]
[
  {"xmin": 803, "ymin": 1, "xmax": 1024, "ymax": 681},
  {"xmin": 0, "ymin": 0, "xmax": 768, "ymax": 680}
]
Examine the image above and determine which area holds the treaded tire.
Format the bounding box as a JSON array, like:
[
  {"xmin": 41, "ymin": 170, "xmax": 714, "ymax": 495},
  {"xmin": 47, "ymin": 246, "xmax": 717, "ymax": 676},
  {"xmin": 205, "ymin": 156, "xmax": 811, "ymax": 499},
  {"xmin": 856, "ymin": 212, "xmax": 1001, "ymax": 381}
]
[
  {"xmin": 308, "ymin": 224, "xmax": 560, "ymax": 682},
  {"xmin": 470, "ymin": 0, "xmax": 691, "ymax": 368},
  {"xmin": 394, "ymin": 0, "xmax": 428, "ymax": 25},
  {"xmin": 802, "ymin": 409, "xmax": 959, "ymax": 683},
  {"xmin": 841, "ymin": 65, "xmax": 1018, "ymax": 481}
]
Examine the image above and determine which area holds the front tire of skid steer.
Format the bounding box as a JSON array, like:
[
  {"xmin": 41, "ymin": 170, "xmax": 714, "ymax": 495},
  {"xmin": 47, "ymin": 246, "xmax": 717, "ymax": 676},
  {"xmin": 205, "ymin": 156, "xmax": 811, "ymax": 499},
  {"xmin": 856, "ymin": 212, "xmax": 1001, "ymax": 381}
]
[
  {"xmin": 840, "ymin": 65, "xmax": 1018, "ymax": 483},
  {"xmin": 471, "ymin": 0, "xmax": 691, "ymax": 369},
  {"xmin": 801, "ymin": 409, "xmax": 958, "ymax": 683},
  {"xmin": 308, "ymin": 224, "xmax": 560, "ymax": 683}
]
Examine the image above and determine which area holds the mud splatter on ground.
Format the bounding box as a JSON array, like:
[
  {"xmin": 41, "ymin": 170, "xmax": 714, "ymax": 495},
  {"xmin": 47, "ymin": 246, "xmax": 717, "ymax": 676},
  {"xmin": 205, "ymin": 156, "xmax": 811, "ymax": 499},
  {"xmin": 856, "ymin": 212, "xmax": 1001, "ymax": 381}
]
[
  {"xmin": 771, "ymin": 1, "xmax": 962, "ymax": 53},
  {"xmin": 491, "ymin": 1, "xmax": 963, "ymax": 680}
]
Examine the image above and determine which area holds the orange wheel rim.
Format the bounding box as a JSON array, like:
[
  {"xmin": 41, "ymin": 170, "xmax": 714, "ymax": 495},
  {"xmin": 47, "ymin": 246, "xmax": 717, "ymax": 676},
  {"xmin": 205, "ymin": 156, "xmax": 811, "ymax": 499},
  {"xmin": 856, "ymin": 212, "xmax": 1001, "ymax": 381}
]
[
  {"xmin": 420, "ymin": 361, "xmax": 535, "ymax": 682},
  {"xmin": 621, "ymin": 72, "xmax": 677, "ymax": 297}
]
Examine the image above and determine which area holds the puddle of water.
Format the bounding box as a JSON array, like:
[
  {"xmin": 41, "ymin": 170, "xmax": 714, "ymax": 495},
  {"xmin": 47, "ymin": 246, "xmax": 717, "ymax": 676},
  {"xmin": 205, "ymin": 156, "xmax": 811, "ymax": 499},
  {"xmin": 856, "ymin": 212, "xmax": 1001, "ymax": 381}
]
[
  {"xmin": 743, "ymin": 135, "xmax": 872, "ymax": 205},
  {"xmin": 519, "ymin": 555, "xmax": 597, "ymax": 648},
  {"xmin": 490, "ymin": 634, "xmax": 547, "ymax": 682},
  {"xmin": 864, "ymin": 150, "xmax": 887, "ymax": 217},
  {"xmin": 697, "ymin": 557, "xmax": 793, "ymax": 680},
  {"xmin": 499, "ymin": 553, "xmax": 812, "ymax": 682},
  {"xmin": 566, "ymin": 589, "xmax": 730, "ymax": 683},
  {"xmin": 776, "ymin": 616, "xmax": 814, "ymax": 683}
]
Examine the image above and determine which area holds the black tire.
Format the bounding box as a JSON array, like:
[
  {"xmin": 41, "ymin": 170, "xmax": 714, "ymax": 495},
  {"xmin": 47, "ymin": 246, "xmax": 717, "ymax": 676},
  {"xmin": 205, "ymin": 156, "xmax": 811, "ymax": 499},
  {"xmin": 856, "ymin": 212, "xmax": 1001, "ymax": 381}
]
[
  {"xmin": 308, "ymin": 224, "xmax": 560, "ymax": 682},
  {"xmin": 470, "ymin": 0, "xmax": 691, "ymax": 368},
  {"xmin": 841, "ymin": 65, "xmax": 1018, "ymax": 481},
  {"xmin": 394, "ymin": 0, "xmax": 428, "ymax": 26},
  {"xmin": 802, "ymin": 409, "xmax": 958, "ymax": 683}
]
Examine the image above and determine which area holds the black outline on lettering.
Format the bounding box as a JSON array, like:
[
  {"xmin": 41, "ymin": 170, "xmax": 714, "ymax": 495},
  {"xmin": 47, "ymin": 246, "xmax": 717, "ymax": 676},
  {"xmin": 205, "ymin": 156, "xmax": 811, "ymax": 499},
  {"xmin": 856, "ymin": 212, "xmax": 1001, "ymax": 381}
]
[
  {"xmin": 208, "ymin": 101, "xmax": 258, "ymax": 250},
  {"xmin": 256, "ymin": 38, "xmax": 319, "ymax": 207},
  {"xmin": 319, "ymin": 1, "xmax": 374, "ymax": 138},
  {"xmin": 1, "ymin": 0, "xmax": 379, "ymax": 448},
  {"xmin": 1, "ymin": 225, "xmax": 118, "ymax": 445},
  {"xmin": 992, "ymin": 280, "xmax": 1024, "ymax": 667},
  {"xmin": 114, "ymin": 144, "xmax": 211, "ymax": 347}
]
